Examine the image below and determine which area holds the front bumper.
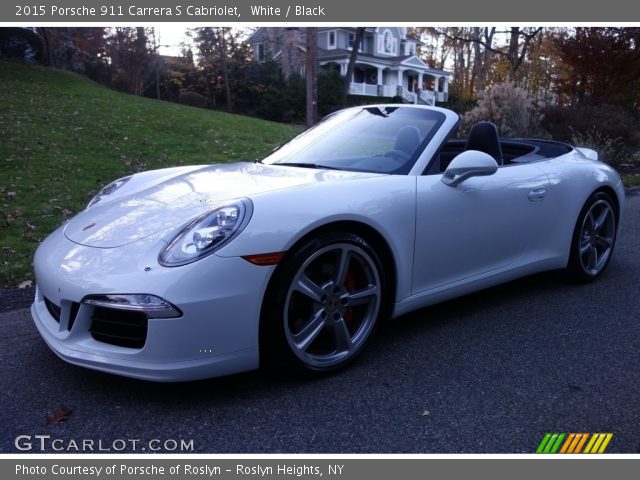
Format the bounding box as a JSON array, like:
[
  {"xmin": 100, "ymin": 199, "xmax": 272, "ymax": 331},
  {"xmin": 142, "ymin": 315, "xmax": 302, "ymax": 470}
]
[{"xmin": 31, "ymin": 227, "xmax": 272, "ymax": 381}]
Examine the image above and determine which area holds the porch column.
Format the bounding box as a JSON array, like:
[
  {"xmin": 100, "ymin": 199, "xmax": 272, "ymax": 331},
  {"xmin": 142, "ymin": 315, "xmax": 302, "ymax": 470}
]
[
  {"xmin": 433, "ymin": 75, "xmax": 440, "ymax": 93},
  {"xmin": 443, "ymin": 77, "xmax": 449, "ymax": 93},
  {"xmin": 377, "ymin": 67, "xmax": 385, "ymax": 96},
  {"xmin": 340, "ymin": 63, "xmax": 347, "ymax": 76},
  {"xmin": 396, "ymin": 69, "xmax": 405, "ymax": 97},
  {"xmin": 418, "ymin": 72, "xmax": 423, "ymax": 90}
]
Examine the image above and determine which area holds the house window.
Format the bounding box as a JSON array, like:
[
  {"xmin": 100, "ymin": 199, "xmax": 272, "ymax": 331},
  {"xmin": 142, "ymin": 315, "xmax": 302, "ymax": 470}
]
[
  {"xmin": 328, "ymin": 31, "xmax": 336, "ymax": 49},
  {"xmin": 256, "ymin": 43, "xmax": 265, "ymax": 62},
  {"xmin": 348, "ymin": 33, "xmax": 363, "ymax": 51},
  {"xmin": 384, "ymin": 31, "xmax": 394, "ymax": 53}
]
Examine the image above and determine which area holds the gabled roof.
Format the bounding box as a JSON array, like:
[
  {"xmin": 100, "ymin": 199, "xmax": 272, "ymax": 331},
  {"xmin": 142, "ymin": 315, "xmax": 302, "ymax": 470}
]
[
  {"xmin": 401, "ymin": 56, "xmax": 428, "ymax": 68},
  {"xmin": 272, "ymin": 45, "xmax": 307, "ymax": 60},
  {"xmin": 246, "ymin": 28, "xmax": 269, "ymax": 44}
]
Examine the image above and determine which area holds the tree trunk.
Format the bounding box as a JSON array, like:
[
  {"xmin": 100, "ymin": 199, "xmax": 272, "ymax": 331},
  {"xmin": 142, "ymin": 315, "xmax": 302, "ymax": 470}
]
[
  {"xmin": 306, "ymin": 27, "xmax": 318, "ymax": 127},
  {"xmin": 344, "ymin": 27, "xmax": 365, "ymax": 96},
  {"xmin": 509, "ymin": 27, "xmax": 520, "ymax": 80},
  {"xmin": 37, "ymin": 28, "xmax": 52, "ymax": 66},
  {"xmin": 134, "ymin": 27, "xmax": 147, "ymax": 96},
  {"xmin": 470, "ymin": 27, "xmax": 481, "ymax": 94},
  {"xmin": 479, "ymin": 27, "xmax": 495, "ymax": 92},
  {"xmin": 216, "ymin": 28, "xmax": 233, "ymax": 113},
  {"xmin": 155, "ymin": 59, "xmax": 161, "ymax": 100}
]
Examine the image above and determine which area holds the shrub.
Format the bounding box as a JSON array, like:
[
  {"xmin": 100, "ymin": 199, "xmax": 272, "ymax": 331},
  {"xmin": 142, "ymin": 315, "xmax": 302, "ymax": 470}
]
[
  {"xmin": 317, "ymin": 69, "xmax": 347, "ymax": 118},
  {"xmin": 178, "ymin": 91, "xmax": 208, "ymax": 109},
  {"xmin": 541, "ymin": 103, "xmax": 638, "ymax": 165},
  {"xmin": 569, "ymin": 127, "xmax": 623, "ymax": 165},
  {"xmin": 0, "ymin": 28, "xmax": 44, "ymax": 63},
  {"xmin": 461, "ymin": 82, "xmax": 542, "ymax": 138}
]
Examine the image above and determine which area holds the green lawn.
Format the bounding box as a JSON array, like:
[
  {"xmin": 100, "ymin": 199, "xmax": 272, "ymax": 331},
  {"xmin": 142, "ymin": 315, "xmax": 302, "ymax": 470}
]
[
  {"xmin": 622, "ymin": 174, "xmax": 640, "ymax": 187},
  {"xmin": 0, "ymin": 61, "xmax": 299, "ymax": 287}
]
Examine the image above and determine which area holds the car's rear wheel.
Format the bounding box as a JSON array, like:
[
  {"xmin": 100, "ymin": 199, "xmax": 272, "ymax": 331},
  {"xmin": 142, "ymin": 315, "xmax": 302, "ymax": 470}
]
[
  {"xmin": 260, "ymin": 231, "xmax": 387, "ymax": 374},
  {"xmin": 566, "ymin": 191, "xmax": 617, "ymax": 282}
]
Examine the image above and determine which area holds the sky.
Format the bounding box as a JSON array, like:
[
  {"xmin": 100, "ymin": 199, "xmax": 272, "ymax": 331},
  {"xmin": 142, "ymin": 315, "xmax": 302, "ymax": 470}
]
[
  {"xmin": 154, "ymin": 26, "xmax": 193, "ymax": 55},
  {"xmin": 154, "ymin": 26, "xmax": 256, "ymax": 56}
]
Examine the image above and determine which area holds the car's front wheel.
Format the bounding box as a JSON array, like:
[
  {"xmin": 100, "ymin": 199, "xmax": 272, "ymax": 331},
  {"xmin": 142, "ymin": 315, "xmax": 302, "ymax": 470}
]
[
  {"xmin": 566, "ymin": 191, "xmax": 618, "ymax": 282},
  {"xmin": 261, "ymin": 231, "xmax": 387, "ymax": 374}
]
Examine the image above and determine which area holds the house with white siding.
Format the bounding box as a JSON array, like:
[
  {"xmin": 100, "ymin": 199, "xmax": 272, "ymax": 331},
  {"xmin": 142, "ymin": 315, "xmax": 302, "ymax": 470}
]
[{"xmin": 248, "ymin": 27, "xmax": 451, "ymax": 105}]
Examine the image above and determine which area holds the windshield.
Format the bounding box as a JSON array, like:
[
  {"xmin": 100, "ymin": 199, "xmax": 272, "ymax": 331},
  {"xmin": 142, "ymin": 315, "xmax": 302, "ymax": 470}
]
[{"xmin": 262, "ymin": 106, "xmax": 446, "ymax": 174}]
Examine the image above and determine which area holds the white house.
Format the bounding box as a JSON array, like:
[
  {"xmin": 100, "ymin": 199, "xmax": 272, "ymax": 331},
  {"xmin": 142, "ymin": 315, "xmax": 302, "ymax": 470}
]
[{"xmin": 247, "ymin": 27, "xmax": 451, "ymax": 105}]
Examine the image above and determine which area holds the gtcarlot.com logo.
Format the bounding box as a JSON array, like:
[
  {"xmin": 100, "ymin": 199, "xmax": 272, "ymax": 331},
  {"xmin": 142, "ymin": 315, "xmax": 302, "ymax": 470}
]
[
  {"xmin": 536, "ymin": 433, "xmax": 613, "ymax": 454},
  {"xmin": 14, "ymin": 435, "xmax": 194, "ymax": 452}
]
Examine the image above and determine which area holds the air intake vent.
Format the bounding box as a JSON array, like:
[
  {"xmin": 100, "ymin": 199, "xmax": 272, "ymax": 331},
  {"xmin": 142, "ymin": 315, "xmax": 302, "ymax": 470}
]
[
  {"xmin": 68, "ymin": 302, "xmax": 80, "ymax": 331},
  {"xmin": 44, "ymin": 297, "xmax": 61, "ymax": 323},
  {"xmin": 90, "ymin": 307, "xmax": 148, "ymax": 349}
]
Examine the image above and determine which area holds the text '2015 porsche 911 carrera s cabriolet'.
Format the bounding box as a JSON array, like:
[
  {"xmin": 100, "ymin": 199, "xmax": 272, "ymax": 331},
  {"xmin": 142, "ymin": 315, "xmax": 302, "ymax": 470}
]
[{"xmin": 31, "ymin": 105, "xmax": 624, "ymax": 381}]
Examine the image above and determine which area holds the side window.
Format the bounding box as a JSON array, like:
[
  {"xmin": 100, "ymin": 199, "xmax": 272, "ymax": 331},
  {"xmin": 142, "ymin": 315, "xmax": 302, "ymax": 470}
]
[
  {"xmin": 328, "ymin": 31, "xmax": 336, "ymax": 49},
  {"xmin": 256, "ymin": 43, "xmax": 265, "ymax": 62}
]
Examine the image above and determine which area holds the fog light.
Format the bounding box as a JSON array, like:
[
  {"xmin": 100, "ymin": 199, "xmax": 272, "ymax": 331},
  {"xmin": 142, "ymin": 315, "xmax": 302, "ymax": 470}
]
[{"xmin": 83, "ymin": 294, "xmax": 182, "ymax": 319}]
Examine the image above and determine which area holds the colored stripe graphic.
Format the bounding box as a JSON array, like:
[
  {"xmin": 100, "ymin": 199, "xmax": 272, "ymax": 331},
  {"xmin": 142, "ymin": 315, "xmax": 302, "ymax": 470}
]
[
  {"xmin": 536, "ymin": 433, "xmax": 552, "ymax": 453},
  {"xmin": 584, "ymin": 433, "xmax": 613, "ymax": 454},
  {"xmin": 537, "ymin": 433, "xmax": 612, "ymax": 454},
  {"xmin": 536, "ymin": 433, "xmax": 565, "ymax": 453}
]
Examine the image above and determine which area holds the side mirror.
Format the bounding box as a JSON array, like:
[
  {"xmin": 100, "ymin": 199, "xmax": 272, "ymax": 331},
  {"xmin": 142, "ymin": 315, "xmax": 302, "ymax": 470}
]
[{"xmin": 441, "ymin": 150, "xmax": 499, "ymax": 187}]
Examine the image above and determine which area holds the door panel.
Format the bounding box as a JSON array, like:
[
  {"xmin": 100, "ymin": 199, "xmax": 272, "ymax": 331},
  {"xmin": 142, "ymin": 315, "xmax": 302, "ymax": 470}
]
[{"xmin": 412, "ymin": 165, "xmax": 550, "ymax": 294}]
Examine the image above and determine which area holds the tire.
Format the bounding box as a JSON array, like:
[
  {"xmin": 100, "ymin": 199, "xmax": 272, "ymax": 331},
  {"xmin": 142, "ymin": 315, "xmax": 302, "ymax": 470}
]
[
  {"xmin": 260, "ymin": 231, "xmax": 387, "ymax": 375},
  {"xmin": 566, "ymin": 191, "xmax": 617, "ymax": 283}
]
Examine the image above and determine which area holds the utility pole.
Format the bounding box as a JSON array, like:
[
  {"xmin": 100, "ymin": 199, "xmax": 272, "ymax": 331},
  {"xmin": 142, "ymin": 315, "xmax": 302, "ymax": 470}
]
[{"xmin": 306, "ymin": 27, "xmax": 318, "ymax": 127}]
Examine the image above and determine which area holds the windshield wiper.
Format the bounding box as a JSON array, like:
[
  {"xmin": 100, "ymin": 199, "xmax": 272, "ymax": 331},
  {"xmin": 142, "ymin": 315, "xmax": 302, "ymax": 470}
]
[{"xmin": 276, "ymin": 162, "xmax": 343, "ymax": 171}]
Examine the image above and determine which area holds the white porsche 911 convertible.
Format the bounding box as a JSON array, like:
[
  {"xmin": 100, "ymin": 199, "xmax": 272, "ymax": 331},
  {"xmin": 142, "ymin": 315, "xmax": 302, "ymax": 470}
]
[{"xmin": 32, "ymin": 105, "xmax": 624, "ymax": 381}]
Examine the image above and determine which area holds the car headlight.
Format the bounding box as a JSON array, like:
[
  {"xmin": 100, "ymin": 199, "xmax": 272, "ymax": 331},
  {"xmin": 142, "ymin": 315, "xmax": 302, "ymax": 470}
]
[
  {"xmin": 159, "ymin": 199, "xmax": 253, "ymax": 266},
  {"xmin": 87, "ymin": 175, "xmax": 132, "ymax": 208}
]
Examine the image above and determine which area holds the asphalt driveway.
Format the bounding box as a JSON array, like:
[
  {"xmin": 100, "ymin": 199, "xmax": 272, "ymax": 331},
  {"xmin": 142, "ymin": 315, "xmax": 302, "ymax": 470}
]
[{"xmin": 1, "ymin": 193, "xmax": 638, "ymax": 453}]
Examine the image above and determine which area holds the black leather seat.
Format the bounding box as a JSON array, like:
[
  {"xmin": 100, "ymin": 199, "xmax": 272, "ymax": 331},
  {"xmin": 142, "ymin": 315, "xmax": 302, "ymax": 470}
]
[
  {"xmin": 464, "ymin": 122, "xmax": 503, "ymax": 165},
  {"xmin": 394, "ymin": 126, "xmax": 421, "ymax": 157}
]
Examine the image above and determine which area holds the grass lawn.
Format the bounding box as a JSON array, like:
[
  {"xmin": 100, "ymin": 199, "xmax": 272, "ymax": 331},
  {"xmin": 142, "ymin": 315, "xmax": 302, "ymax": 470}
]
[
  {"xmin": 622, "ymin": 174, "xmax": 640, "ymax": 187},
  {"xmin": 0, "ymin": 61, "xmax": 299, "ymax": 287}
]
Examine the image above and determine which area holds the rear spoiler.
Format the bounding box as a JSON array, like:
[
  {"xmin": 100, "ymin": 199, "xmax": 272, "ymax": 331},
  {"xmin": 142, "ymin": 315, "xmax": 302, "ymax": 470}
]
[{"xmin": 575, "ymin": 147, "xmax": 598, "ymax": 161}]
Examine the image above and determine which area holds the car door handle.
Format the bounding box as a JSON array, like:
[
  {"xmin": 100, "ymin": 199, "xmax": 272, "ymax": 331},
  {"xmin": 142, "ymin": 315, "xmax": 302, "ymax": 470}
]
[{"xmin": 527, "ymin": 186, "xmax": 547, "ymax": 202}]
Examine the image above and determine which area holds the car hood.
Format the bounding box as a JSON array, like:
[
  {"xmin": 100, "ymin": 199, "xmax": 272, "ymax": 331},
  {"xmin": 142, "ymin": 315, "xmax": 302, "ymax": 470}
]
[{"xmin": 64, "ymin": 162, "xmax": 378, "ymax": 248}]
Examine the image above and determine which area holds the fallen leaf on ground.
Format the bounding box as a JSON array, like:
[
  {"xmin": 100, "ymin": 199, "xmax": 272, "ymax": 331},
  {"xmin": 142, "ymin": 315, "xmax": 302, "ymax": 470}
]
[
  {"xmin": 420, "ymin": 410, "xmax": 430, "ymax": 416},
  {"xmin": 17, "ymin": 280, "xmax": 32, "ymax": 289},
  {"xmin": 47, "ymin": 407, "xmax": 72, "ymax": 425}
]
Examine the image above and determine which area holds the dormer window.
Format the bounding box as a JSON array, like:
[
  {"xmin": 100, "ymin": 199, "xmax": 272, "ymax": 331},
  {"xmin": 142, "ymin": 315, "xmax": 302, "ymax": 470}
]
[
  {"xmin": 328, "ymin": 31, "xmax": 336, "ymax": 49},
  {"xmin": 384, "ymin": 31, "xmax": 393, "ymax": 53},
  {"xmin": 378, "ymin": 29, "xmax": 397, "ymax": 55}
]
